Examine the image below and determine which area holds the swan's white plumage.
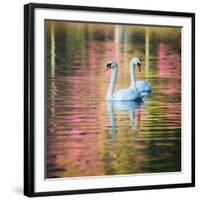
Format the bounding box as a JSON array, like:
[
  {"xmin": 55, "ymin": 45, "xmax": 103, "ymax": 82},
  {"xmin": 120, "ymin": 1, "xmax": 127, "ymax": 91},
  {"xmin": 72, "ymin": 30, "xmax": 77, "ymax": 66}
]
[
  {"xmin": 108, "ymin": 100, "xmax": 141, "ymax": 111},
  {"xmin": 106, "ymin": 61, "xmax": 142, "ymax": 101},
  {"xmin": 112, "ymin": 88, "xmax": 141, "ymax": 101},
  {"xmin": 129, "ymin": 58, "xmax": 152, "ymax": 92},
  {"xmin": 106, "ymin": 59, "xmax": 151, "ymax": 101},
  {"xmin": 135, "ymin": 80, "xmax": 152, "ymax": 92}
]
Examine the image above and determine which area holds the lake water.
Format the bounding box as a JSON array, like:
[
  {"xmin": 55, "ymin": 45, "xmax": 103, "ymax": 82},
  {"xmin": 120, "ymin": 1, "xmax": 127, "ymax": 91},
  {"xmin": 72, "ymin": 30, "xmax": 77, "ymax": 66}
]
[{"xmin": 45, "ymin": 22, "xmax": 181, "ymax": 178}]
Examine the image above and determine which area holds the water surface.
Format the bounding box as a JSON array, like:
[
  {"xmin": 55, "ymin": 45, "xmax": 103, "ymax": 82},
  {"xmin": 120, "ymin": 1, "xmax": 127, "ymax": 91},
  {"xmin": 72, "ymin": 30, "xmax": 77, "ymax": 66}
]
[{"xmin": 45, "ymin": 22, "xmax": 181, "ymax": 178}]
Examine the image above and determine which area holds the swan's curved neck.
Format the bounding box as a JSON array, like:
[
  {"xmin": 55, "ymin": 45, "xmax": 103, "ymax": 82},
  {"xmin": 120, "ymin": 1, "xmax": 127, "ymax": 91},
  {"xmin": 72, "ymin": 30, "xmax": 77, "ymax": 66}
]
[
  {"xmin": 130, "ymin": 63, "xmax": 136, "ymax": 90},
  {"xmin": 107, "ymin": 67, "xmax": 118, "ymax": 100}
]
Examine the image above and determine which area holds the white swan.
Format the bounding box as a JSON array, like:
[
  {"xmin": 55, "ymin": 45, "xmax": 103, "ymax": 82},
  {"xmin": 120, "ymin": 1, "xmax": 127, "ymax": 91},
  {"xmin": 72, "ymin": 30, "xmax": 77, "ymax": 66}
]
[
  {"xmin": 130, "ymin": 58, "xmax": 152, "ymax": 92},
  {"xmin": 105, "ymin": 61, "xmax": 143, "ymax": 101}
]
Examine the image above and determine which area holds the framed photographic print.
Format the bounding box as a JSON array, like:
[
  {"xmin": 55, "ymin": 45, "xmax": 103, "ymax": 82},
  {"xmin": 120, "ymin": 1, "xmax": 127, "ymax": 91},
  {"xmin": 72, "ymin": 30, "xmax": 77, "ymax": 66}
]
[{"xmin": 24, "ymin": 3, "xmax": 195, "ymax": 197}]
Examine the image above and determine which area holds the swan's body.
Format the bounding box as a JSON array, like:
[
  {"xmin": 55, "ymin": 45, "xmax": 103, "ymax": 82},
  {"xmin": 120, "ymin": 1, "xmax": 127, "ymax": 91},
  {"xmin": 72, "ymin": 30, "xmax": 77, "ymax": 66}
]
[
  {"xmin": 136, "ymin": 80, "xmax": 152, "ymax": 92},
  {"xmin": 105, "ymin": 61, "xmax": 143, "ymax": 101},
  {"xmin": 130, "ymin": 58, "xmax": 152, "ymax": 92},
  {"xmin": 111, "ymin": 88, "xmax": 141, "ymax": 101},
  {"xmin": 107, "ymin": 100, "xmax": 141, "ymax": 111}
]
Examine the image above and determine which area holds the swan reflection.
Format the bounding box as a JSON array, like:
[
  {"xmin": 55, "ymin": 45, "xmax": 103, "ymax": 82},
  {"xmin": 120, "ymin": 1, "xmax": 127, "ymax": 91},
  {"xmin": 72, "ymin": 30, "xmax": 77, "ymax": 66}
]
[{"xmin": 107, "ymin": 101, "xmax": 142, "ymax": 139}]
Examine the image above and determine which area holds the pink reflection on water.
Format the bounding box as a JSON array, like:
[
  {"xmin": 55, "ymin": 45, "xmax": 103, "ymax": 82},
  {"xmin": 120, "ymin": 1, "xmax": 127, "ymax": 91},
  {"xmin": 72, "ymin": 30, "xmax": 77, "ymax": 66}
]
[
  {"xmin": 157, "ymin": 43, "xmax": 181, "ymax": 95},
  {"xmin": 56, "ymin": 131, "xmax": 101, "ymax": 177},
  {"xmin": 157, "ymin": 43, "xmax": 180, "ymax": 78}
]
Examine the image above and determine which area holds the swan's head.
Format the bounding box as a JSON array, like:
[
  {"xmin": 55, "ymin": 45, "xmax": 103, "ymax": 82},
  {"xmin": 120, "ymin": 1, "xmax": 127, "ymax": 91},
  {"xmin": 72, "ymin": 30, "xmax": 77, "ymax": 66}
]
[
  {"xmin": 105, "ymin": 61, "xmax": 118, "ymax": 72},
  {"xmin": 130, "ymin": 57, "xmax": 141, "ymax": 72}
]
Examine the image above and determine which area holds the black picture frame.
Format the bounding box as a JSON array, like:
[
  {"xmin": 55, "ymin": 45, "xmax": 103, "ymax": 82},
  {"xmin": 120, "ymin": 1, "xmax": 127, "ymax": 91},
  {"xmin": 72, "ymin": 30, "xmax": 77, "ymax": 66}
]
[{"xmin": 24, "ymin": 3, "xmax": 195, "ymax": 197}]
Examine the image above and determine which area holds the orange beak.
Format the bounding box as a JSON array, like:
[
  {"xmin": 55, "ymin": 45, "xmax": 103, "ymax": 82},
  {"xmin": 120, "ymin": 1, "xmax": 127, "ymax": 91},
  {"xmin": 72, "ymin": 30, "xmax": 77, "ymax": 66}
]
[{"xmin": 104, "ymin": 67, "xmax": 110, "ymax": 72}]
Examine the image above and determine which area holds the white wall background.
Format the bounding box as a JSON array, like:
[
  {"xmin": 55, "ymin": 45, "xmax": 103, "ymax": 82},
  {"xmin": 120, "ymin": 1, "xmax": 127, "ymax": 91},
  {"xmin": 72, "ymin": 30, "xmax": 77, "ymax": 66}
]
[{"xmin": 0, "ymin": 0, "xmax": 199, "ymax": 199}]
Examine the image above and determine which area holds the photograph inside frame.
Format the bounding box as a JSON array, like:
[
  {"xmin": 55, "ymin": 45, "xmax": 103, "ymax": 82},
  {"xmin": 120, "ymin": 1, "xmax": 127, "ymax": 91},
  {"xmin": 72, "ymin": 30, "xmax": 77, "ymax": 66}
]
[{"xmin": 45, "ymin": 20, "xmax": 181, "ymax": 179}]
